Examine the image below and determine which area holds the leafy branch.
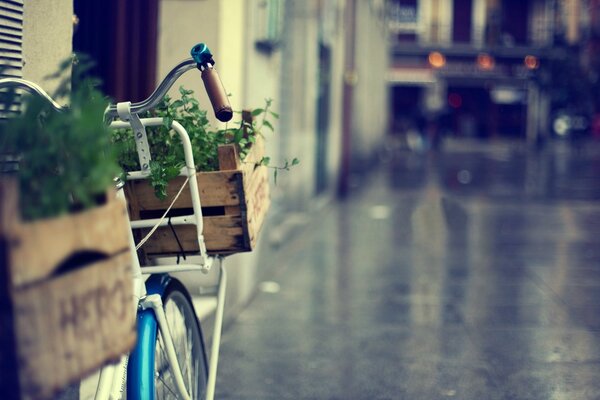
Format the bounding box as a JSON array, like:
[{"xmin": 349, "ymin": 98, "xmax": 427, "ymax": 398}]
[
  {"xmin": 1, "ymin": 55, "xmax": 120, "ymax": 220},
  {"xmin": 256, "ymin": 157, "xmax": 300, "ymax": 184},
  {"xmin": 112, "ymin": 88, "xmax": 297, "ymax": 199}
]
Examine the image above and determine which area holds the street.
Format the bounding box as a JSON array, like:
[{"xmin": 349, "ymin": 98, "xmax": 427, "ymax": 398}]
[{"xmin": 216, "ymin": 139, "xmax": 600, "ymax": 399}]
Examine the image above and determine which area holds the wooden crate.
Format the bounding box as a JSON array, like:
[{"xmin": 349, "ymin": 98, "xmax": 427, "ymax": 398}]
[
  {"xmin": 0, "ymin": 179, "xmax": 136, "ymax": 400},
  {"xmin": 125, "ymin": 138, "xmax": 271, "ymax": 256}
]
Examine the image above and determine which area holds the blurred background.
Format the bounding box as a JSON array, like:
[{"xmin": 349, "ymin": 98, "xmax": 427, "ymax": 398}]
[{"xmin": 5, "ymin": 1, "xmax": 600, "ymax": 398}]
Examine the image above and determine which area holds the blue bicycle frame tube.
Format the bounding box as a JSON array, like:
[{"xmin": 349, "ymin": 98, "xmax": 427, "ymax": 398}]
[{"xmin": 127, "ymin": 274, "xmax": 171, "ymax": 399}]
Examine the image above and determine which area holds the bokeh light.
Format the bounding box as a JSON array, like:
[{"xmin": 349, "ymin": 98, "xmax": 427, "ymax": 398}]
[
  {"xmin": 524, "ymin": 55, "xmax": 539, "ymax": 69},
  {"xmin": 477, "ymin": 53, "xmax": 495, "ymax": 70},
  {"xmin": 428, "ymin": 51, "xmax": 446, "ymax": 68}
]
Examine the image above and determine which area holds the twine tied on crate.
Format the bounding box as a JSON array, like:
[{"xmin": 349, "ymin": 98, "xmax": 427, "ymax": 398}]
[{"xmin": 135, "ymin": 176, "xmax": 190, "ymax": 251}]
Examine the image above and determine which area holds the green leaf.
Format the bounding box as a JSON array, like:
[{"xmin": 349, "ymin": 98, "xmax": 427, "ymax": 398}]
[
  {"xmin": 251, "ymin": 108, "xmax": 264, "ymax": 117},
  {"xmin": 260, "ymin": 156, "xmax": 270, "ymax": 166},
  {"xmin": 234, "ymin": 129, "xmax": 244, "ymax": 143},
  {"xmin": 171, "ymin": 100, "xmax": 184, "ymax": 109},
  {"xmin": 291, "ymin": 158, "xmax": 300, "ymax": 166},
  {"xmin": 269, "ymin": 111, "xmax": 280, "ymax": 119},
  {"xmin": 179, "ymin": 86, "xmax": 193, "ymax": 96},
  {"xmin": 263, "ymin": 120, "xmax": 274, "ymax": 131},
  {"xmin": 274, "ymin": 169, "xmax": 278, "ymax": 185}
]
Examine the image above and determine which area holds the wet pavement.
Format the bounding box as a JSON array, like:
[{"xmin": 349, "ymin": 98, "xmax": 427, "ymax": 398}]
[{"xmin": 215, "ymin": 140, "xmax": 600, "ymax": 400}]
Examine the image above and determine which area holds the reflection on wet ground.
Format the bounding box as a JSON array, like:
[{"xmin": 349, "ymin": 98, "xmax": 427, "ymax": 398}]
[{"xmin": 217, "ymin": 140, "xmax": 600, "ymax": 399}]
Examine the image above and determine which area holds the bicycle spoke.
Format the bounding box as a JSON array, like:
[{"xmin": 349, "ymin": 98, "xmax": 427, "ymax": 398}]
[
  {"xmin": 154, "ymin": 285, "xmax": 206, "ymax": 399},
  {"xmin": 184, "ymin": 324, "xmax": 193, "ymax": 394},
  {"xmin": 157, "ymin": 334, "xmax": 169, "ymax": 372},
  {"xmin": 156, "ymin": 372, "xmax": 178, "ymax": 399},
  {"xmin": 157, "ymin": 332, "xmax": 178, "ymax": 398}
]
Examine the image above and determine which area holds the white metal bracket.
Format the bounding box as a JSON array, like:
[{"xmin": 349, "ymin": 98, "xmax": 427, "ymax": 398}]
[{"xmin": 117, "ymin": 102, "xmax": 152, "ymax": 172}]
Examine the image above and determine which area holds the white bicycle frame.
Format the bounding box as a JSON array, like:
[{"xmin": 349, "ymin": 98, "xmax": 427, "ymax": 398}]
[{"xmin": 92, "ymin": 111, "xmax": 227, "ymax": 400}]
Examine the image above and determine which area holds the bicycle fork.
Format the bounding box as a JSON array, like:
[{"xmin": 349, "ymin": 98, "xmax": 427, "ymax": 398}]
[{"xmin": 139, "ymin": 262, "xmax": 227, "ymax": 400}]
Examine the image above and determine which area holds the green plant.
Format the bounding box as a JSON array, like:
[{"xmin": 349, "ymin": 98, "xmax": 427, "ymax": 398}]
[
  {"xmin": 0, "ymin": 55, "xmax": 120, "ymax": 221},
  {"xmin": 112, "ymin": 88, "xmax": 297, "ymax": 199}
]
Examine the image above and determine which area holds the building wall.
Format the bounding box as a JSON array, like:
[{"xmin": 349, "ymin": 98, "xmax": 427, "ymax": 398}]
[
  {"xmin": 325, "ymin": 3, "xmax": 345, "ymax": 192},
  {"xmin": 157, "ymin": 0, "xmax": 388, "ymax": 320},
  {"xmin": 352, "ymin": 0, "xmax": 389, "ymax": 164},
  {"xmin": 157, "ymin": 0, "xmax": 221, "ymax": 115},
  {"xmin": 22, "ymin": 1, "xmax": 73, "ymax": 96},
  {"xmin": 271, "ymin": 0, "xmax": 321, "ymax": 212}
]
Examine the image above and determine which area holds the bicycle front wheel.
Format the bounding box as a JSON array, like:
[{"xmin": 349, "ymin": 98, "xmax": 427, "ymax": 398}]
[
  {"xmin": 155, "ymin": 280, "xmax": 208, "ymax": 399},
  {"xmin": 129, "ymin": 277, "xmax": 208, "ymax": 399}
]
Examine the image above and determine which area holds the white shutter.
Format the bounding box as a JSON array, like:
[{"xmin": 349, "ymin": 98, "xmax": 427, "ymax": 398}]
[
  {"xmin": 0, "ymin": 0, "xmax": 23, "ymax": 79},
  {"xmin": 0, "ymin": 0, "xmax": 23, "ymax": 157}
]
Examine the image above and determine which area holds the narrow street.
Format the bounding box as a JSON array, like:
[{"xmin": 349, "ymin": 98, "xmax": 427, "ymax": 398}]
[{"xmin": 216, "ymin": 140, "xmax": 600, "ymax": 400}]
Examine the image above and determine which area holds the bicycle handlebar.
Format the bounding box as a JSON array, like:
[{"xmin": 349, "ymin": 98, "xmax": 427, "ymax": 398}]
[
  {"xmin": 104, "ymin": 58, "xmax": 197, "ymax": 120},
  {"xmin": 201, "ymin": 65, "xmax": 233, "ymax": 122},
  {"xmin": 105, "ymin": 43, "xmax": 233, "ymax": 122},
  {"xmin": 0, "ymin": 78, "xmax": 66, "ymax": 112},
  {"xmin": 0, "ymin": 43, "xmax": 233, "ymax": 124}
]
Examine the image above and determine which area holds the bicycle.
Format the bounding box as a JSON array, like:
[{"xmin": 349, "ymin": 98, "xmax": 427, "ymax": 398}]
[{"xmin": 1, "ymin": 42, "xmax": 235, "ymax": 400}]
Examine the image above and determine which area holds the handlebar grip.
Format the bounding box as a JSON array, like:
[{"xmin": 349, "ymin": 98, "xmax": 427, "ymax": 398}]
[{"xmin": 201, "ymin": 66, "xmax": 233, "ymax": 122}]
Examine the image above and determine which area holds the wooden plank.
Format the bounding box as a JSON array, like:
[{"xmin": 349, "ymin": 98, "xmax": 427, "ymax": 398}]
[
  {"xmin": 140, "ymin": 215, "xmax": 248, "ymax": 255},
  {"xmin": 217, "ymin": 144, "xmax": 240, "ymax": 170},
  {"xmin": 13, "ymin": 251, "xmax": 136, "ymax": 400},
  {"xmin": 125, "ymin": 170, "xmax": 242, "ymax": 211},
  {"xmin": 246, "ymin": 171, "xmax": 271, "ymax": 248},
  {"xmin": 246, "ymin": 164, "xmax": 268, "ymax": 202},
  {"xmin": 218, "ymin": 145, "xmax": 243, "ymax": 216},
  {"xmin": 239, "ymin": 136, "xmax": 266, "ymax": 178},
  {"xmin": 0, "ymin": 180, "xmax": 130, "ymax": 288}
]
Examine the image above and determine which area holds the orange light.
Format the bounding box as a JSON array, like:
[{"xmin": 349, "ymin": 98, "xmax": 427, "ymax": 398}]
[
  {"xmin": 477, "ymin": 53, "xmax": 494, "ymax": 70},
  {"xmin": 428, "ymin": 51, "xmax": 446, "ymax": 68},
  {"xmin": 524, "ymin": 55, "xmax": 539, "ymax": 69}
]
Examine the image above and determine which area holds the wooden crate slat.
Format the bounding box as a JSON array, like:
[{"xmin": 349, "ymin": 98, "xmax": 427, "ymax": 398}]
[
  {"xmin": 13, "ymin": 252, "xmax": 135, "ymax": 400},
  {"xmin": 126, "ymin": 170, "xmax": 242, "ymax": 211},
  {"xmin": 204, "ymin": 215, "xmax": 248, "ymax": 251},
  {"xmin": 217, "ymin": 144, "xmax": 241, "ymax": 170},
  {"xmin": 246, "ymin": 169, "xmax": 269, "ymax": 222},
  {"xmin": 140, "ymin": 215, "xmax": 248, "ymax": 255},
  {"xmin": 246, "ymin": 165, "xmax": 268, "ymax": 200},
  {"xmin": 217, "ymin": 144, "xmax": 244, "ymax": 217},
  {"xmin": 239, "ymin": 137, "xmax": 266, "ymax": 178},
  {"xmin": 246, "ymin": 170, "xmax": 270, "ymax": 248},
  {"xmin": 0, "ymin": 180, "xmax": 130, "ymax": 288}
]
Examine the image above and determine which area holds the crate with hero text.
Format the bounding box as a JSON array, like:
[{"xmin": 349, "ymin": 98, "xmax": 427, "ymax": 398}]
[
  {"xmin": 0, "ymin": 179, "xmax": 136, "ymax": 400},
  {"xmin": 124, "ymin": 137, "xmax": 271, "ymax": 256}
]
